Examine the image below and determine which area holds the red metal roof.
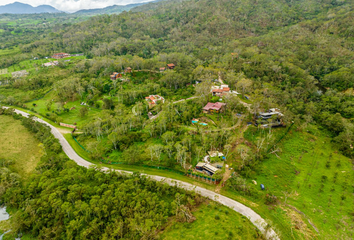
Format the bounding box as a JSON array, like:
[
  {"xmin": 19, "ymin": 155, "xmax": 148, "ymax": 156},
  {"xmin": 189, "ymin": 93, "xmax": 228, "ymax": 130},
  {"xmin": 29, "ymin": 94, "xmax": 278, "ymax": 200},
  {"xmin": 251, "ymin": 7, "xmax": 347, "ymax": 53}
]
[
  {"xmin": 203, "ymin": 102, "xmax": 226, "ymax": 111},
  {"xmin": 212, "ymin": 89, "xmax": 223, "ymax": 92}
]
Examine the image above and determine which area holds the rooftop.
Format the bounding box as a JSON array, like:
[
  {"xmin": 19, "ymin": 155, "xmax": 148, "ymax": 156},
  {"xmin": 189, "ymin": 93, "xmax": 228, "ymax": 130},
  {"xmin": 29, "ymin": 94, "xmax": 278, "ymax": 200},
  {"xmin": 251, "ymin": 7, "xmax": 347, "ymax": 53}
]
[{"xmin": 203, "ymin": 102, "xmax": 226, "ymax": 111}]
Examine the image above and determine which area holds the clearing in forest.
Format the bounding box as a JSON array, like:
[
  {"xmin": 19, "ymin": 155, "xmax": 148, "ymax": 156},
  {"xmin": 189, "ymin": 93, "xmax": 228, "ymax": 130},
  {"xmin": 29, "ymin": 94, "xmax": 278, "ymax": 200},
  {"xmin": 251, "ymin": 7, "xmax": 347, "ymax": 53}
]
[
  {"xmin": 159, "ymin": 201, "xmax": 262, "ymax": 239},
  {"xmin": 0, "ymin": 115, "xmax": 43, "ymax": 177}
]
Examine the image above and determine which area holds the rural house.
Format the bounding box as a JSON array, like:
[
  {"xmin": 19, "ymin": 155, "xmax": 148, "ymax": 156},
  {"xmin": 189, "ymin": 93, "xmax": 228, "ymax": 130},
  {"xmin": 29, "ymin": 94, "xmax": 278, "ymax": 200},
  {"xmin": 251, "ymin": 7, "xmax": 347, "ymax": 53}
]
[
  {"xmin": 145, "ymin": 95, "xmax": 165, "ymax": 106},
  {"xmin": 202, "ymin": 102, "xmax": 226, "ymax": 114},
  {"xmin": 258, "ymin": 108, "xmax": 283, "ymax": 120},
  {"xmin": 125, "ymin": 67, "xmax": 132, "ymax": 73},
  {"xmin": 211, "ymin": 85, "xmax": 230, "ymax": 96},
  {"xmin": 160, "ymin": 67, "xmax": 166, "ymax": 72},
  {"xmin": 195, "ymin": 162, "xmax": 219, "ymax": 176},
  {"xmin": 52, "ymin": 53, "xmax": 70, "ymax": 59},
  {"xmin": 167, "ymin": 63, "xmax": 175, "ymax": 69},
  {"xmin": 110, "ymin": 72, "xmax": 123, "ymax": 80}
]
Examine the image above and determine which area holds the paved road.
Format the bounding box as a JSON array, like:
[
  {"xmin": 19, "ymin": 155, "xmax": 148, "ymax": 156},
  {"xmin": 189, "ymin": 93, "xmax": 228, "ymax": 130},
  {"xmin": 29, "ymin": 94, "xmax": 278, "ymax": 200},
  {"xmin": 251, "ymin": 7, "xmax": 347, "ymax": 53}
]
[{"xmin": 3, "ymin": 107, "xmax": 279, "ymax": 240}]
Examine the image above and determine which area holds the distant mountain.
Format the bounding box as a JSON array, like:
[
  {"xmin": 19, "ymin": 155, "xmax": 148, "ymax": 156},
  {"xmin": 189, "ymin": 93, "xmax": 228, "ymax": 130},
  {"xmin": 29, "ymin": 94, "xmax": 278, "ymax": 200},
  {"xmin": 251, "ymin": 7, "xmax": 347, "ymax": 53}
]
[
  {"xmin": 73, "ymin": 3, "xmax": 148, "ymax": 16},
  {"xmin": 0, "ymin": 2, "xmax": 60, "ymax": 14}
]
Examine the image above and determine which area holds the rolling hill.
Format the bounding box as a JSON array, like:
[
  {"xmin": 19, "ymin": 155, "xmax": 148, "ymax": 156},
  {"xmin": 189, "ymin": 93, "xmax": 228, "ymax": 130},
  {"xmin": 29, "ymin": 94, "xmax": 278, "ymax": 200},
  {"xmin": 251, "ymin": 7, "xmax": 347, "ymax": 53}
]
[{"xmin": 0, "ymin": 2, "xmax": 61, "ymax": 14}]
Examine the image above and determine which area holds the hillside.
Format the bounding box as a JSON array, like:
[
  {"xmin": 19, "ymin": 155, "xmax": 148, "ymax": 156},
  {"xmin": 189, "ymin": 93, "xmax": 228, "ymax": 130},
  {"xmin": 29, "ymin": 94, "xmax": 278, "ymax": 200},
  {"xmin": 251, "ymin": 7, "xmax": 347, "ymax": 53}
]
[
  {"xmin": 0, "ymin": 2, "xmax": 60, "ymax": 14},
  {"xmin": 0, "ymin": 0, "xmax": 354, "ymax": 239},
  {"xmin": 73, "ymin": 3, "xmax": 148, "ymax": 16}
]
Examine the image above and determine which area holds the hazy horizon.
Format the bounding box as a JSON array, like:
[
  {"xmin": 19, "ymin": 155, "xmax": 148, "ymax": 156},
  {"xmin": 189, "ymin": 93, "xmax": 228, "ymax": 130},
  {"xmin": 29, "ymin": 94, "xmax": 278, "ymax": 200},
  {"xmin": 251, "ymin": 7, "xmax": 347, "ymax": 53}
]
[{"xmin": 0, "ymin": 0, "xmax": 155, "ymax": 12}]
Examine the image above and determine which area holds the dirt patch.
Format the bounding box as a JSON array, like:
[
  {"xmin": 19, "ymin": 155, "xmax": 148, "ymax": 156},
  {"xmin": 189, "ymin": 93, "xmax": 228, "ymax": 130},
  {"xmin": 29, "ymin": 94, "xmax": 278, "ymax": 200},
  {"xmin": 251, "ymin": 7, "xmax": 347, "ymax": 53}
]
[{"xmin": 280, "ymin": 204, "xmax": 318, "ymax": 239}]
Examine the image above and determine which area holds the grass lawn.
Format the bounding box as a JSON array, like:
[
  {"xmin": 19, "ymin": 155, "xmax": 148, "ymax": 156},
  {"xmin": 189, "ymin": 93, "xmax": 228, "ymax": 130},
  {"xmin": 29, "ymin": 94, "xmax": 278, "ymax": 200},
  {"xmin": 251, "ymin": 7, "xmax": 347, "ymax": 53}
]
[
  {"xmin": 0, "ymin": 115, "xmax": 43, "ymax": 178},
  {"xmin": 159, "ymin": 201, "xmax": 262, "ymax": 239},
  {"xmin": 29, "ymin": 91, "xmax": 102, "ymax": 127}
]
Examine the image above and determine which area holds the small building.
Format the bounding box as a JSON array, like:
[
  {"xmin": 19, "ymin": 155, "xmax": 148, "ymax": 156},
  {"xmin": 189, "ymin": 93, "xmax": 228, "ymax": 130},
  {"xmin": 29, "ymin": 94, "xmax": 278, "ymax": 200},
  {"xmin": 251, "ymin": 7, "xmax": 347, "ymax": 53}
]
[
  {"xmin": 204, "ymin": 164, "xmax": 219, "ymax": 175},
  {"xmin": 125, "ymin": 67, "xmax": 132, "ymax": 73},
  {"xmin": 202, "ymin": 102, "xmax": 226, "ymax": 114},
  {"xmin": 211, "ymin": 85, "xmax": 230, "ymax": 96},
  {"xmin": 231, "ymin": 52, "xmax": 239, "ymax": 59},
  {"xmin": 110, "ymin": 72, "xmax": 122, "ymax": 80},
  {"xmin": 52, "ymin": 53, "xmax": 70, "ymax": 59},
  {"xmin": 195, "ymin": 162, "xmax": 219, "ymax": 176},
  {"xmin": 258, "ymin": 108, "xmax": 283, "ymax": 120},
  {"xmin": 196, "ymin": 162, "xmax": 206, "ymax": 171},
  {"xmin": 167, "ymin": 63, "xmax": 175, "ymax": 69},
  {"xmin": 145, "ymin": 95, "xmax": 165, "ymax": 106},
  {"xmin": 160, "ymin": 67, "xmax": 166, "ymax": 72}
]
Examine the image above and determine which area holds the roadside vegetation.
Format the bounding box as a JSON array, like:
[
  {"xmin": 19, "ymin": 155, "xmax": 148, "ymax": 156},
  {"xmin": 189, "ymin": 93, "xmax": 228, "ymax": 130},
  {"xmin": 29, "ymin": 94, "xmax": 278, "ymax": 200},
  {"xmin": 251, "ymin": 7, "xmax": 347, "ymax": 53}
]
[
  {"xmin": 0, "ymin": 108, "xmax": 260, "ymax": 239},
  {"xmin": 0, "ymin": 0, "xmax": 354, "ymax": 239}
]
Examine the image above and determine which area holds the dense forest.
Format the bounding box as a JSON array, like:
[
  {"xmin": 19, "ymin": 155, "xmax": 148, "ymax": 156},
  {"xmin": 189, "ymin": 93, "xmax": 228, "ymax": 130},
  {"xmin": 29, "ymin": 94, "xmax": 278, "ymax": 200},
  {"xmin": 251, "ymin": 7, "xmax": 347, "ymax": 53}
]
[{"xmin": 0, "ymin": 0, "xmax": 354, "ymax": 239}]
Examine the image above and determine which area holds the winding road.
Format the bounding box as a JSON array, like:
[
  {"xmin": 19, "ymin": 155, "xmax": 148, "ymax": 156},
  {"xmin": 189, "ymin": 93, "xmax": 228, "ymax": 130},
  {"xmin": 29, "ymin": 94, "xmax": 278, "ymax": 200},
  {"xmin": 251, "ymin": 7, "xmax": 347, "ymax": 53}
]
[{"xmin": 2, "ymin": 107, "xmax": 279, "ymax": 240}]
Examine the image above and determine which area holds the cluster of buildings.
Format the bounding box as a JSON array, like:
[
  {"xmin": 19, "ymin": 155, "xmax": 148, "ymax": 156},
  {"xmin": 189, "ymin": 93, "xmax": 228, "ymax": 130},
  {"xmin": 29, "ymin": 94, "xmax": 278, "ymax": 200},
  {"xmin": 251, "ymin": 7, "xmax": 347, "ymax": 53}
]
[
  {"xmin": 211, "ymin": 84, "xmax": 240, "ymax": 97},
  {"xmin": 160, "ymin": 63, "xmax": 175, "ymax": 72},
  {"xmin": 52, "ymin": 53, "xmax": 70, "ymax": 59},
  {"xmin": 196, "ymin": 162, "xmax": 219, "ymax": 176},
  {"xmin": 110, "ymin": 67, "xmax": 132, "ymax": 80},
  {"xmin": 258, "ymin": 108, "xmax": 284, "ymax": 127},
  {"xmin": 51, "ymin": 53, "xmax": 84, "ymax": 59},
  {"xmin": 211, "ymin": 85, "xmax": 230, "ymax": 97},
  {"xmin": 145, "ymin": 95, "xmax": 165, "ymax": 106}
]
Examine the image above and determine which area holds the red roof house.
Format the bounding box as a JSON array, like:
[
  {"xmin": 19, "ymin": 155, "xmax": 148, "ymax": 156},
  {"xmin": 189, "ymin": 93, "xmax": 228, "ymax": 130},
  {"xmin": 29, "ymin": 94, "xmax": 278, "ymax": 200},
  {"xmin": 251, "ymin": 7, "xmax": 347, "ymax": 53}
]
[
  {"xmin": 145, "ymin": 95, "xmax": 165, "ymax": 106},
  {"xmin": 202, "ymin": 102, "xmax": 226, "ymax": 114},
  {"xmin": 167, "ymin": 63, "xmax": 175, "ymax": 69},
  {"xmin": 211, "ymin": 85, "xmax": 231, "ymax": 96},
  {"xmin": 52, "ymin": 53, "xmax": 70, "ymax": 59}
]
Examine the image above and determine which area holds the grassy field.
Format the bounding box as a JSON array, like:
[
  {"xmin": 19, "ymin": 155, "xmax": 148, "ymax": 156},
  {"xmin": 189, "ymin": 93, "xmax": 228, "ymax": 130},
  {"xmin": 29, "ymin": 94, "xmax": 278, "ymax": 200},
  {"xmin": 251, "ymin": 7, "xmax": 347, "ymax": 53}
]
[
  {"xmin": 0, "ymin": 55, "xmax": 86, "ymax": 77},
  {"xmin": 0, "ymin": 115, "xmax": 42, "ymax": 240},
  {"xmin": 0, "ymin": 115, "xmax": 42, "ymax": 178},
  {"xmin": 0, "ymin": 47, "xmax": 20, "ymax": 57},
  {"xmin": 242, "ymin": 125, "xmax": 354, "ymax": 239},
  {"xmin": 29, "ymin": 92, "xmax": 102, "ymax": 127},
  {"xmin": 159, "ymin": 201, "xmax": 263, "ymax": 239}
]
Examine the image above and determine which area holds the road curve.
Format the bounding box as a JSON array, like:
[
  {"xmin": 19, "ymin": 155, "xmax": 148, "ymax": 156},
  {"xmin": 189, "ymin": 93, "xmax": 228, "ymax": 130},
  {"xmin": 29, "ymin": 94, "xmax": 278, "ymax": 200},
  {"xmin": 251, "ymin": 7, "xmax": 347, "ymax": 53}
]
[{"xmin": 3, "ymin": 107, "xmax": 280, "ymax": 240}]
